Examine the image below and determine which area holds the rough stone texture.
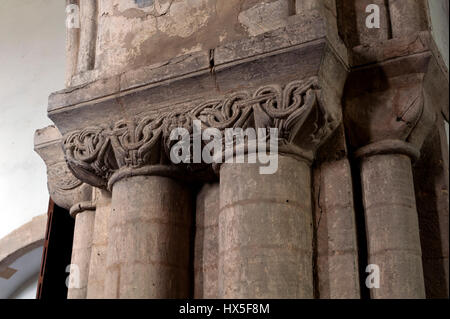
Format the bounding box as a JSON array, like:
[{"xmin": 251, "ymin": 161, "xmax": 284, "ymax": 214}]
[
  {"xmin": 91, "ymin": 0, "xmax": 293, "ymax": 80},
  {"xmin": 194, "ymin": 183, "xmax": 220, "ymax": 299},
  {"xmin": 67, "ymin": 207, "xmax": 95, "ymax": 299},
  {"xmin": 77, "ymin": 0, "xmax": 98, "ymax": 73},
  {"xmin": 361, "ymin": 154, "xmax": 425, "ymax": 299},
  {"xmin": 388, "ymin": 0, "xmax": 427, "ymax": 38},
  {"xmin": 86, "ymin": 189, "xmax": 111, "ymax": 299},
  {"xmin": 315, "ymin": 159, "xmax": 360, "ymax": 299},
  {"xmin": 38, "ymin": 0, "xmax": 449, "ymax": 300},
  {"xmin": 219, "ymin": 156, "xmax": 313, "ymax": 298},
  {"xmin": 34, "ymin": 125, "xmax": 92, "ymax": 210},
  {"xmin": 105, "ymin": 175, "xmax": 192, "ymax": 298},
  {"xmin": 337, "ymin": 0, "xmax": 391, "ymax": 47},
  {"xmin": 344, "ymin": 46, "xmax": 437, "ymax": 299},
  {"xmin": 238, "ymin": 0, "xmax": 290, "ymax": 36}
]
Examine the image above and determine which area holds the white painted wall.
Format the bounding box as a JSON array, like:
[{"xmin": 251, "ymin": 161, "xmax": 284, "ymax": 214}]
[{"xmin": 0, "ymin": 0, "xmax": 66, "ymax": 239}]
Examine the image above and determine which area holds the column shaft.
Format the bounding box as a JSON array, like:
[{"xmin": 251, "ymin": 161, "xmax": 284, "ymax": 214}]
[
  {"xmin": 361, "ymin": 154, "xmax": 425, "ymax": 298},
  {"xmin": 86, "ymin": 189, "xmax": 111, "ymax": 298},
  {"xmin": 316, "ymin": 159, "xmax": 360, "ymax": 299},
  {"xmin": 194, "ymin": 183, "xmax": 220, "ymax": 298},
  {"xmin": 219, "ymin": 155, "xmax": 313, "ymax": 298},
  {"xmin": 68, "ymin": 205, "xmax": 95, "ymax": 299},
  {"xmin": 105, "ymin": 175, "xmax": 192, "ymax": 299}
]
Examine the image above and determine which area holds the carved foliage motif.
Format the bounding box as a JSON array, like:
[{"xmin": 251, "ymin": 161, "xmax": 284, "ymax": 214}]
[
  {"xmin": 63, "ymin": 77, "xmax": 337, "ymax": 187},
  {"xmin": 47, "ymin": 162, "xmax": 83, "ymax": 192}
]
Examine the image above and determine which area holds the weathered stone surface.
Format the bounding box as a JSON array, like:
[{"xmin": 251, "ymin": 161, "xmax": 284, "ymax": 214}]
[
  {"xmin": 48, "ymin": 6, "xmax": 347, "ymax": 134},
  {"xmin": 104, "ymin": 175, "xmax": 192, "ymax": 298},
  {"xmin": 344, "ymin": 53, "xmax": 435, "ymax": 153},
  {"xmin": 61, "ymin": 76, "xmax": 341, "ymax": 190},
  {"xmin": 67, "ymin": 205, "xmax": 95, "ymax": 299},
  {"xmin": 388, "ymin": 0, "xmax": 427, "ymax": 38},
  {"xmin": 315, "ymin": 159, "xmax": 360, "ymax": 299},
  {"xmin": 87, "ymin": 189, "xmax": 111, "ymax": 299},
  {"xmin": 238, "ymin": 0, "xmax": 290, "ymax": 36},
  {"xmin": 219, "ymin": 156, "xmax": 313, "ymax": 298},
  {"xmin": 34, "ymin": 125, "xmax": 92, "ymax": 210},
  {"xmin": 361, "ymin": 154, "xmax": 425, "ymax": 299},
  {"xmin": 38, "ymin": 0, "xmax": 449, "ymax": 300},
  {"xmin": 194, "ymin": 183, "xmax": 220, "ymax": 299},
  {"xmin": 338, "ymin": 0, "xmax": 391, "ymax": 47}
]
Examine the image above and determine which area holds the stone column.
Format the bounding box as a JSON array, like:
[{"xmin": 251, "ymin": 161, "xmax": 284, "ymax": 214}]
[
  {"xmin": 357, "ymin": 142, "xmax": 425, "ymax": 298},
  {"xmin": 194, "ymin": 183, "xmax": 220, "ymax": 299},
  {"xmin": 86, "ymin": 189, "xmax": 111, "ymax": 299},
  {"xmin": 62, "ymin": 117, "xmax": 196, "ymax": 299},
  {"xmin": 219, "ymin": 156, "xmax": 313, "ymax": 298},
  {"xmin": 315, "ymin": 159, "xmax": 360, "ymax": 299},
  {"xmin": 34, "ymin": 125, "xmax": 94, "ymax": 299},
  {"xmin": 68, "ymin": 200, "xmax": 96, "ymax": 299},
  {"xmin": 61, "ymin": 78, "xmax": 343, "ymax": 299},
  {"xmin": 210, "ymin": 78, "xmax": 339, "ymax": 299},
  {"xmin": 104, "ymin": 174, "xmax": 192, "ymax": 299},
  {"xmin": 344, "ymin": 55, "xmax": 435, "ymax": 298}
]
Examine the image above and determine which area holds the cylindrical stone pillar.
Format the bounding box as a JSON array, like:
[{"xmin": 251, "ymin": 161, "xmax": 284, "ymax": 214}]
[
  {"xmin": 194, "ymin": 183, "xmax": 220, "ymax": 299},
  {"xmin": 359, "ymin": 148, "xmax": 426, "ymax": 298},
  {"xmin": 316, "ymin": 159, "xmax": 360, "ymax": 299},
  {"xmin": 104, "ymin": 175, "xmax": 192, "ymax": 299},
  {"xmin": 218, "ymin": 155, "xmax": 313, "ymax": 298},
  {"xmin": 86, "ymin": 189, "xmax": 111, "ymax": 299},
  {"xmin": 68, "ymin": 201, "xmax": 96, "ymax": 299}
]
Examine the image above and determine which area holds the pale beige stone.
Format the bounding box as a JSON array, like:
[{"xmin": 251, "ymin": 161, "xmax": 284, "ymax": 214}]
[{"xmin": 219, "ymin": 156, "xmax": 313, "ymax": 298}]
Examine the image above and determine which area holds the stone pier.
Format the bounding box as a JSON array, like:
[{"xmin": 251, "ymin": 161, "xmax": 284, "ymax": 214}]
[{"xmin": 34, "ymin": 0, "xmax": 448, "ymax": 299}]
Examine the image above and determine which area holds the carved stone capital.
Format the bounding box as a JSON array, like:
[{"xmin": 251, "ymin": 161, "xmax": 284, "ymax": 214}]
[
  {"xmin": 62, "ymin": 78, "xmax": 339, "ymax": 189},
  {"xmin": 344, "ymin": 53, "xmax": 436, "ymax": 160},
  {"xmin": 34, "ymin": 126, "xmax": 93, "ymax": 211}
]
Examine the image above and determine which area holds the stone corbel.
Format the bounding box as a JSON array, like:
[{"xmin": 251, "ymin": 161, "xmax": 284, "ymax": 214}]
[{"xmin": 34, "ymin": 125, "xmax": 93, "ymax": 212}]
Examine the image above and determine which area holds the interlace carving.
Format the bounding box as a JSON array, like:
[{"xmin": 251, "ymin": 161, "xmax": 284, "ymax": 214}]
[{"xmin": 63, "ymin": 77, "xmax": 337, "ymax": 187}]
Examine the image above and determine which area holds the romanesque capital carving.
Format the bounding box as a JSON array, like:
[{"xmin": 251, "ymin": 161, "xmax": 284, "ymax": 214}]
[
  {"xmin": 34, "ymin": 126, "xmax": 93, "ymax": 211},
  {"xmin": 344, "ymin": 54, "xmax": 436, "ymax": 160},
  {"xmin": 62, "ymin": 77, "xmax": 339, "ymax": 189}
]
